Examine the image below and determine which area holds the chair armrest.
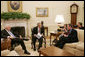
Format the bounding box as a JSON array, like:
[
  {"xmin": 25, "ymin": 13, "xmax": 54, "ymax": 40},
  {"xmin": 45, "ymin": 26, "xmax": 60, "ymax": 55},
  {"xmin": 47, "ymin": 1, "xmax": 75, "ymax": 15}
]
[{"xmin": 1, "ymin": 38, "xmax": 11, "ymax": 51}]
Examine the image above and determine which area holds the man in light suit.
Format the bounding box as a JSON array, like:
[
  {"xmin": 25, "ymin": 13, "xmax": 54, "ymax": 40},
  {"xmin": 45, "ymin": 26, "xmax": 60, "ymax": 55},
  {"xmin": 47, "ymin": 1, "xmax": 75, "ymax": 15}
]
[{"xmin": 1, "ymin": 25, "xmax": 30, "ymax": 55}]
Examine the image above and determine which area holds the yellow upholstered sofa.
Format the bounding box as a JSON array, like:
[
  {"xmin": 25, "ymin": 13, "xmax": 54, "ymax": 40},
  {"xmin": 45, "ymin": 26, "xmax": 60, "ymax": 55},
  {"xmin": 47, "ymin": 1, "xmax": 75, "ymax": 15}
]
[{"xmin": 63, "ymin": 29, "xmax": 84, "ymax": 56}]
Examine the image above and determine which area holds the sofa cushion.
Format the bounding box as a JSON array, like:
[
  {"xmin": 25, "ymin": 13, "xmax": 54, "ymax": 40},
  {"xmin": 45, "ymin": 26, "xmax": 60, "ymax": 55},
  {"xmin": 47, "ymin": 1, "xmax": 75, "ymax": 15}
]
[
  {"xmin": 64, "ymin": 42, "xmax": 84, "ymax": 51},
  {"xmin": 64, "ymin": 42, "xmax": 79, "ymax": 48},
  {"xmin": 76, "ymin": 42, "xmax": 84, "ymax": 51}
]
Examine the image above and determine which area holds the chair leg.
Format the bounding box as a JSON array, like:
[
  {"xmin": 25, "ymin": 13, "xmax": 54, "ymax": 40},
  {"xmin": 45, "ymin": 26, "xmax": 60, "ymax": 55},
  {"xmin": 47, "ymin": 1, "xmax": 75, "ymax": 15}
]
[
  {"xmin": 44, "ymin": 38, "xmax": 46, "ymax": 48},
  {"xmin": 44, "ymin": 42, "xmax": 46, "ymax": 48},
  {"xmin": 31, "ymin": 42, "xmax": 34, "ymax": 49}
]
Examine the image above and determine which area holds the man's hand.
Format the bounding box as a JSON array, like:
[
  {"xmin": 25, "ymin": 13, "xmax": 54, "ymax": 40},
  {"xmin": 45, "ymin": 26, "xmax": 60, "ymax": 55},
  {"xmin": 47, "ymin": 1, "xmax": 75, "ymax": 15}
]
[
  {"xmin": 64, "ymin": 34, "xmax": 68, "ymax": 37},
  {"xmin": 41, "ymin": 34, "xmax": 44, "ymax": 36},
  {"xmin": 19, "ymin": 35, "xmax": 23, "ymax": 39},
  {"xmin": 34, "ymin": 34, "xmax": 37, "ymax": 37},
  {"xmin": 64, "ymin": 28, "xmax": 67, "ymax": 32},
  {"xmin": 61, "ymin": 32, "xmax": 64, "ymax": 36},
  {"xmin": 8, "ymin": 36, "xmax": 14, "ymax": 39}
]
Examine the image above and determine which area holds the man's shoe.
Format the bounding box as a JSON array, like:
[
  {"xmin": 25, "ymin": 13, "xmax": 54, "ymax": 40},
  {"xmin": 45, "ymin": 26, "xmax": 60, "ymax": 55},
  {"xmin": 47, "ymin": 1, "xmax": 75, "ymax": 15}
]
[
  {"xmin": 34, "ymin": 49, "xmax": 36, "ymax": 51},
  {"xmin": 10, "ymin": 47, "xmax": 14, "ymax": 51},
  {"xmin": 24, "ymin": 51, "xmax": 30, "ymax": 55}
]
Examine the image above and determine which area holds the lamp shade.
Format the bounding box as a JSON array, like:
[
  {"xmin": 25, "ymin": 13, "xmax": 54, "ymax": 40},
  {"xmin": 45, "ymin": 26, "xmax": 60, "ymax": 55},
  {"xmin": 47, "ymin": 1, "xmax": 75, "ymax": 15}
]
[{"xmin": 55, "ymin": 15, "xmax": 65, "ymax": 24}]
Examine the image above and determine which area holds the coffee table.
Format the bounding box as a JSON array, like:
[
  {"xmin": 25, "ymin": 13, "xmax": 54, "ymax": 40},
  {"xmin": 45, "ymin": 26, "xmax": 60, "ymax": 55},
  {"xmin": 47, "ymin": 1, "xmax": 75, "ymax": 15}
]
[{"xmin": 39, "ymin": 46, "xmax": 74, "ymax": 56}]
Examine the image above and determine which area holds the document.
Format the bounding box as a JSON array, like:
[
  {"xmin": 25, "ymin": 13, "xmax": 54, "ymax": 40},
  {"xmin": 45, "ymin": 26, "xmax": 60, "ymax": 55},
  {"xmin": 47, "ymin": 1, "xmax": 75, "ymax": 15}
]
[{"xmin": 36, "ymin": 33, "xmax": 42, "ymax": 39}]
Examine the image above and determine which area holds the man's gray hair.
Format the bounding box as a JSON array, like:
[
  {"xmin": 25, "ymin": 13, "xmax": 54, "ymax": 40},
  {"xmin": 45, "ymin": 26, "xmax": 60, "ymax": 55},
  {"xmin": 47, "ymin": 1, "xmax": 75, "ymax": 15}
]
[
  {"xmin": 4, "ymin": 24, "xmax": 11, "ymax": 28},
  {"xmin": 37, "ymin": 22, "xmax": 41, "ymax": 26}
]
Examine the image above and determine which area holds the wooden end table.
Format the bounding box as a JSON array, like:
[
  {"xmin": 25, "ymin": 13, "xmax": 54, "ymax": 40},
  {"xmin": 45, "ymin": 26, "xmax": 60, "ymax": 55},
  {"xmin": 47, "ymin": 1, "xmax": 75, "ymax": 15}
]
[
  {"xmin": 50, "ymin": 32, "xmax": 62, "ymax": 46},
  {"xmin": 39, "ymin": 46, "xmax": 74, "ymax": 56}
]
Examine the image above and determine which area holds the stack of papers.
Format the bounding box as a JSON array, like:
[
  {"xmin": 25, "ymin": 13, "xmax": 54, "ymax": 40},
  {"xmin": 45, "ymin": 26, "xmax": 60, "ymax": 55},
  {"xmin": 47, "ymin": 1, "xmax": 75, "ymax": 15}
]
[{"xmin": 36, "ymin": 33, "xmax": 42, "ymax": 39}]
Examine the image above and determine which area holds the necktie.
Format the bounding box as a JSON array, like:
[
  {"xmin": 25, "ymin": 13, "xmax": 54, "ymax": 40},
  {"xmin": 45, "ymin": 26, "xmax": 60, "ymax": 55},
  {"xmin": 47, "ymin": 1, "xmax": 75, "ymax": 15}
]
[
  {"xmin": 39, "ymin": 28, "xmax": 40, "ymax": 33},
  {"xmin": 8, "ymin": 31, "xmax": 16, "ymax": 38}
]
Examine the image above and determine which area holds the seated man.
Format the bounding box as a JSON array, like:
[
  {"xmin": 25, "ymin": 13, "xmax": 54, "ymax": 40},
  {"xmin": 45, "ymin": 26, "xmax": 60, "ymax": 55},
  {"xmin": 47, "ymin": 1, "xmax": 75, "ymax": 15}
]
[
  {"xmin": 32, "ymin": 23, "xmax": 44, "ymax": 51},
  {"xmin": 54, "ymin": 24, "xmax": 79, "ymax": 49},
  {"xmin": 53, "ymin": 24, "xmax": 68, "ymax": 43},
  {"xmin": 77, "ymin": 22, "xmax": 84, "ymax": 30},
  {"xmin": 1, "ymin": 25, "xmax": 30, "ymax": 55},
  {"xmin": 58, "ymin": 24, "xmax": 68, "ymax": 40}
]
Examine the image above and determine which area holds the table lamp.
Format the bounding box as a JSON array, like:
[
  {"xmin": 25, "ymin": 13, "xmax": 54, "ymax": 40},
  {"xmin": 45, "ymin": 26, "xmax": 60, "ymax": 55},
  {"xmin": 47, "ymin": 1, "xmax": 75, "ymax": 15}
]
[{"xmin": 55, "ymin": 15, "xmax": 65, "ymax": 31}]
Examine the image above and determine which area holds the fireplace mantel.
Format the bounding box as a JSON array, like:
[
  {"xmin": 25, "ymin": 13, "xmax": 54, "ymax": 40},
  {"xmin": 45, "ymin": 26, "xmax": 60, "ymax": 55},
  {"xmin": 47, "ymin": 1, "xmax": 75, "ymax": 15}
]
[{"xmin": 2, "ymin": 19, "xmax": 29, "ymax": 37}]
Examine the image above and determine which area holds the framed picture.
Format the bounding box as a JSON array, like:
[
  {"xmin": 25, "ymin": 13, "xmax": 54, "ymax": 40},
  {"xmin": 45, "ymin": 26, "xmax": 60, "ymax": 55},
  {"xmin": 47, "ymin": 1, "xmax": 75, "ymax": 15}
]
[
  {"xmin": 8, "ymin": 1, "xmax": 22, "ymax": 12},
  {"xmin": 36, "ymin": 8, "xmax": 48, "ymax": 17}
]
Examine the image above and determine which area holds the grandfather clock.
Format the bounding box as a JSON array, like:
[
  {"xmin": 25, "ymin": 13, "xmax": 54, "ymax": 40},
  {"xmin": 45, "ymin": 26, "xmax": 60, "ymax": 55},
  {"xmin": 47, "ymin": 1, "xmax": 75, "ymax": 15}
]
[{"xmin": 70, "ymin": 3, "xmax": 78, "ymax": 26}]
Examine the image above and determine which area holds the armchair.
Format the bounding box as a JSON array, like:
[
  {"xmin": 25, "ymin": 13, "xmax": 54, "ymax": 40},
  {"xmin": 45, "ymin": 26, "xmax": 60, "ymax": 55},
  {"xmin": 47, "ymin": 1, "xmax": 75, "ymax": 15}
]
[
  {"xmin": 31, "ymin": 28, "xmax": 46, "ymax": 49},
  {"xmin": 1, "ymin": 38, "xmax": 11, "ymax": 51}
]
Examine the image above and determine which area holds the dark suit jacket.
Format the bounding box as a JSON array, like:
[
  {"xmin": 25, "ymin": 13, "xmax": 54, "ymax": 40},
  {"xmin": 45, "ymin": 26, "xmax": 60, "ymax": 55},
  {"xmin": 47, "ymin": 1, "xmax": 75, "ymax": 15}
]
[
  {"xmin": 1, "ymin": 29, "xmax": 19, "ymax": 39},
  {"xmin": 41, "ymin": 26, "xmax": 45, "ymax": 35},
  {"xmin": 79, "ymin": 27, "xmax": 84, "ymax": 30},
  {"xmin": 67, "ymin": 29, "xmax": 79, "ymax": 43},
  {"xmin": 32, "ymin": 26, "xmax": 44, "ymax": 36}
]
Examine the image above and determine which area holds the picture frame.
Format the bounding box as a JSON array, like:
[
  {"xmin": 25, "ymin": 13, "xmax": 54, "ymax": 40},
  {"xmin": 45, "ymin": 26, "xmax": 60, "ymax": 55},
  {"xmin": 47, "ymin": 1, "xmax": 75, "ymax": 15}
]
[
  {"xmin": 36, "ymin": 8, "xmax": 48, "ymax": 17},
  {"xmin": 8, "ymin": 1, "xmax": 22, "ymax": 12}
]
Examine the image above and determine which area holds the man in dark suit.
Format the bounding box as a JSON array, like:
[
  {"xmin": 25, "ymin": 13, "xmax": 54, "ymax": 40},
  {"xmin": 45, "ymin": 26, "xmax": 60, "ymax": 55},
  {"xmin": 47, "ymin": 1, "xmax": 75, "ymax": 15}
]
[
  {"xmin": 77, "ymin": 22, "xmax": 84, "ymax": 30},
  {"xmin": 32, "ymin": 23, "xmax": 44, "ymax": 51},
  {"xmin": 1, "ymin": 25, "xmax": 30, "ymax": 55},
  {"xmin": 41, "ymin": 21, "xmax": 45, "ymax": 36},
  {"xmin": 54, "ymin": 24, "xmax": 79, "ymax": 49}
]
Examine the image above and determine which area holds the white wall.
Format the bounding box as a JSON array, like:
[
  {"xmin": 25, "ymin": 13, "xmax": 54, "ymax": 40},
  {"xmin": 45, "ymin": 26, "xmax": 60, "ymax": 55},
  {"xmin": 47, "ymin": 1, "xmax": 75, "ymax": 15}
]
[{"xmin": 1, "ymin": 1, "xmax": 84, "ymax": 36}]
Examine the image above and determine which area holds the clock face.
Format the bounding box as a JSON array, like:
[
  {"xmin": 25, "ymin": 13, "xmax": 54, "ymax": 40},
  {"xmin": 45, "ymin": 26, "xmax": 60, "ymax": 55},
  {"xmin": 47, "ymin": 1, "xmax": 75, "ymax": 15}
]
[{"xmin": 71, "ymin": 5, "xmax": 77, "ymax": 13}]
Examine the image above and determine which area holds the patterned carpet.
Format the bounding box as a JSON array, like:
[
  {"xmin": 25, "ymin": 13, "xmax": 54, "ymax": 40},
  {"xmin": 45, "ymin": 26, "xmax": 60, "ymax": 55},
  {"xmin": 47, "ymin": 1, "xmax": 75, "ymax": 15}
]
[{"xmin": 14, "ymin": 38, "xmax": 52, "ymax": 56}]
